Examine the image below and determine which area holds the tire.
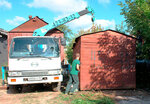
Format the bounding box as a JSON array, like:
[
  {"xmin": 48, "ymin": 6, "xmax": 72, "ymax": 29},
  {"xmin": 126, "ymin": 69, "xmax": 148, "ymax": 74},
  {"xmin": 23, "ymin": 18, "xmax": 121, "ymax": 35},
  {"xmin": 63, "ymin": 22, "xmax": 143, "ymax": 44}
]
[
  {"xmin": 52, "ymin": 82, "xmax": 61, "ymax": 92},
  {"xmin": 8, "ymin": 85, "xmax": 22, "ymax": 93},
  {"xmin": 15, "ymin": 85, "xmax": 23, "ymax": 93}
]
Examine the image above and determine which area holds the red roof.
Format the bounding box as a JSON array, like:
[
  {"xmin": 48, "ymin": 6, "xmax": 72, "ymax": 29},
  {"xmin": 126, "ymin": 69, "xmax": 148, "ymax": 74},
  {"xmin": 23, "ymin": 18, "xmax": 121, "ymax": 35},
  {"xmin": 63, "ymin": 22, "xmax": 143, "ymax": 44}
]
[
  {"xmin": 9, "ymin": 16, "xmax": 48, "ymax": 33},
  {"xmin": 75, "ymin": 29, "xmax": 136, "ymax": 41},
  {"xmin": 73, "ymin": 29, "xmax": 137, "ymax": 48}
]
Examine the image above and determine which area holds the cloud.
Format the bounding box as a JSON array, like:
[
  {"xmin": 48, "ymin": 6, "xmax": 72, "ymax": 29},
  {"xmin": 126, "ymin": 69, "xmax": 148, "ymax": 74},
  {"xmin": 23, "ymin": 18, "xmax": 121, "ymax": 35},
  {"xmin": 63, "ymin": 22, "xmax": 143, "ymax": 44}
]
[
  {"xmin": 26, "ymin": 0, "xmax": 114, "ymax": 31},
  {"xmin": 0, "ymin": 0, "xmax": 12, "ymax": 9},
  {"xmin": 6, "ymin": 16, "xmax": 26, "ymax": 26},
  {"xmin": 95, "ymin": 19, "xmax": 115, "ymax": 29},
  {"xmin": 98, "ymin": 0, "xmax": 110, "ymax": 4},
  {"xmin": 65, "ymin": 15, "xmax": 115, "ymax": 30},
  {"xmin": 67, "ymin": 15, "xmax": 92, "ymax": 29},
  {"xmin": 27, "ymin": 0, "xmax": 87, "ymax": 13}
]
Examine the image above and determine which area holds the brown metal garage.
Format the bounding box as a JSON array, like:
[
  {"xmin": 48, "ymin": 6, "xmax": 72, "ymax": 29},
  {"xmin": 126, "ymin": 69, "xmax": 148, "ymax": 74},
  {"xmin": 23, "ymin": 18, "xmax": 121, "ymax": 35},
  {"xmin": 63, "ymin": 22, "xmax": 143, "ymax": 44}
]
[{"xmin": 73, "ymin": 30, "xmax": 136, "ymax": 90}]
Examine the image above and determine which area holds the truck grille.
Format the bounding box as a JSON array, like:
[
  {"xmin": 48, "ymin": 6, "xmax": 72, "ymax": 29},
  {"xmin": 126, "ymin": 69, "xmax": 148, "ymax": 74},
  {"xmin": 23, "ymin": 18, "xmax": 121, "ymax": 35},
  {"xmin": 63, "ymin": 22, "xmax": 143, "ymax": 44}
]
[{"xmin": 22, "ymin": 71, "xmax": 48, "ymax": 76}]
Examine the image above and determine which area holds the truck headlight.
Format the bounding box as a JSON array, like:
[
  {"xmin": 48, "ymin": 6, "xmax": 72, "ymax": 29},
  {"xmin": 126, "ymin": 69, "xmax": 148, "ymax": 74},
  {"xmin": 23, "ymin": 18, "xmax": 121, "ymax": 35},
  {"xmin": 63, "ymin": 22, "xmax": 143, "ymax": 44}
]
[
  {"xmin": 48, "ymin": 70, "xmax": 61, "ymax": 75},
  {"xmin": 8, "ymin": 72, "xmax": 22, "ymax": 76}
]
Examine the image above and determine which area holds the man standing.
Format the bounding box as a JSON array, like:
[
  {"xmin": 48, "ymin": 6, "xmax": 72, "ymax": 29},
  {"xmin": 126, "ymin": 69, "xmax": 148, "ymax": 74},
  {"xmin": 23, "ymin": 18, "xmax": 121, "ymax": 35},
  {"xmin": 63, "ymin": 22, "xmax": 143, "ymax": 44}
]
[{"xmin": 65, "ymin": 53, "xmax": 80, "ymax": 95}]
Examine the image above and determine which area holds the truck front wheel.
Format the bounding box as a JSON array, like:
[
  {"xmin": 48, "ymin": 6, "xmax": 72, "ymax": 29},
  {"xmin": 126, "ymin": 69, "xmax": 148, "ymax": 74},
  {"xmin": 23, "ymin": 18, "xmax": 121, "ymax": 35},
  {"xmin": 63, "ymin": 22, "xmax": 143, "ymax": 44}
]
[
  {"xmin": 8, "ymin": 85, "xmax": 23, "ymax": 93},
  {"xmin": 52, "ymin": 82, "xmax": 61, "ymax": 92}
]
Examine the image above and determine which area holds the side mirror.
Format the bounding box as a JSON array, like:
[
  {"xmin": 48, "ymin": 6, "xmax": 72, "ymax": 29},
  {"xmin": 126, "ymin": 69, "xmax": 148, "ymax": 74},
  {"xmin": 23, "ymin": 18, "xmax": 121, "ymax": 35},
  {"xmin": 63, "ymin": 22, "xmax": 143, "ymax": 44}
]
[{"xmin": 61, "ymin": 38, "xmax": 66, "ymax": 46}]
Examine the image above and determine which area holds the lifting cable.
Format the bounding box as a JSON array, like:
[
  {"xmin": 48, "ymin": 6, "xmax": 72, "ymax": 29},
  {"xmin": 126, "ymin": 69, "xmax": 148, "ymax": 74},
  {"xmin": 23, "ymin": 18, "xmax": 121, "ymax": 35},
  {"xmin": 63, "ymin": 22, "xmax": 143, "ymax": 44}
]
[{"xmin": 89, "ymin": 0, "xmax": 96, "ymax": 31}]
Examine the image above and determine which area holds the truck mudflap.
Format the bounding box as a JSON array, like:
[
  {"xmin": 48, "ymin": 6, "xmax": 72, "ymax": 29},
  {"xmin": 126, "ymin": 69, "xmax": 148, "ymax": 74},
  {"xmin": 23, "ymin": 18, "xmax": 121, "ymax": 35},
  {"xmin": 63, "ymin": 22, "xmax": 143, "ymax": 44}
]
[{"xmin": 8, "ymin": 75, "xmax": 63, "ymax": 85}]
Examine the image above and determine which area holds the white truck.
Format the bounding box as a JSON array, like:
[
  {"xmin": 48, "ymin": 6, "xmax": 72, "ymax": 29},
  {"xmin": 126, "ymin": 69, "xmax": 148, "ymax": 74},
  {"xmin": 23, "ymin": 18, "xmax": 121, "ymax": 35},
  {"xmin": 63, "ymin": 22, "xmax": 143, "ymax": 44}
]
[
  {"xmin": 8, "ymin": 36, "xmax": 64, "ymax": 92},
  {"xmin": 7, "ymin": 7, "xmax": 95, "ymax": 92}
]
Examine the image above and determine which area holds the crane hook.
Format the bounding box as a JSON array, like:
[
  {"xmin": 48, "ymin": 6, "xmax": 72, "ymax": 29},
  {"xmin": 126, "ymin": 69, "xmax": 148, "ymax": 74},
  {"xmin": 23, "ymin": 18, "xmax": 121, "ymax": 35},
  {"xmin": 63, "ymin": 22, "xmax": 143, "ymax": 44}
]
[{"xmin": 91, "ymin": 14, "xmax": 95, "ymax": 23}]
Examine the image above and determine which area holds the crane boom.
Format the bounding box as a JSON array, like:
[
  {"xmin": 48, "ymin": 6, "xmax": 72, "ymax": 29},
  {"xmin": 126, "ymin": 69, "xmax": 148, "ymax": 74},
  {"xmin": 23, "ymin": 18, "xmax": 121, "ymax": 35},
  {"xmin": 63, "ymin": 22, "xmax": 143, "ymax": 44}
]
[{"xmin": 33, "ymin": 7, "xmax": 95, "ymax": 36}]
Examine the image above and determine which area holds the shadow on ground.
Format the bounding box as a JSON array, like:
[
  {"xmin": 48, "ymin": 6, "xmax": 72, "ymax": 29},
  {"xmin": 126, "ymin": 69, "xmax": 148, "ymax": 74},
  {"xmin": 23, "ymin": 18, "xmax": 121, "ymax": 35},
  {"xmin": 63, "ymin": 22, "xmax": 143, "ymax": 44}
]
[{"xmin": 7, "ymin": 75, "xmax": 69, "ymax": 94}]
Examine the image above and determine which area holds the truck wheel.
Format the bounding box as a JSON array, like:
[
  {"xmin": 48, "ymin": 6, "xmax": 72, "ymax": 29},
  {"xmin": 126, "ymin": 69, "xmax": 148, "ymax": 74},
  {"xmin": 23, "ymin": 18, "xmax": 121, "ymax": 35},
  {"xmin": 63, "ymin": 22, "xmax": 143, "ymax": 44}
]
[
  {"xmin": 8, "ymin": 85, "xmax": 22, "ymax": 93},
  {"xmin": 52, "ymin": 82, "xmax": 61, "ymax": 92},
  {"xmin": 15, "ymin": 85, "xmax": 23, "ymax": 93},
  {"xmin": 8, "ymin": 85, "xmax": 15, "ymax": 93}
]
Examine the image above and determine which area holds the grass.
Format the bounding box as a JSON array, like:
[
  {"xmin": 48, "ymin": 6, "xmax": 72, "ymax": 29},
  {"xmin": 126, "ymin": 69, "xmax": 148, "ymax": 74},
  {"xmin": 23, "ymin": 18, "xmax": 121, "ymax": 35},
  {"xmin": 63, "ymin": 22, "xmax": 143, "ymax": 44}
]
[
  {"xmin": 59, "ymin": 91, "xmax": 115, "ymax": 104},
  {"xmin": 1, "ymin": 88, "xmax": 115, "ymax": 104}
]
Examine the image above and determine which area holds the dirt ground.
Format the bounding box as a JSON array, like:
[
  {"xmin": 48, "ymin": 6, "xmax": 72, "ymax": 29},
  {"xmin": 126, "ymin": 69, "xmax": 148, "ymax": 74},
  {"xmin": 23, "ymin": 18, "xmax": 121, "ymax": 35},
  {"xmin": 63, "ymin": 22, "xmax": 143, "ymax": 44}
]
[
  {"xmin": 0, "ymin": 78, "xmax": 150, "ymax": 104},
  {"xmin": 0, "ymin": 84, "xmax": 150, "ymax": 104},
  {"xmin": 0, "ymin": 85, "xmax": 61, "ymax": 104}
]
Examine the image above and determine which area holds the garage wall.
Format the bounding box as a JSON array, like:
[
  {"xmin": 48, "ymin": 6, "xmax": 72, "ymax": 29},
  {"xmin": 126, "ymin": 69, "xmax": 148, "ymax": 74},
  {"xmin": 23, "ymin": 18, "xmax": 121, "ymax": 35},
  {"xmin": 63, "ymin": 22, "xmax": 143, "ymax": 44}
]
[{"xmin": 74, "ymin": 30, "xmax": 136, "ymax": 90}]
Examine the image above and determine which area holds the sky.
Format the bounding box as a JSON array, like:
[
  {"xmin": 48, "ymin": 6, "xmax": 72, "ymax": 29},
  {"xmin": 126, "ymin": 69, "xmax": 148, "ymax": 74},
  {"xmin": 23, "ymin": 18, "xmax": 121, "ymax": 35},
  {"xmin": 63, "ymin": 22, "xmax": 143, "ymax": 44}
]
[{"xmin": 0, "ymin": 0, "xmax": 125, "ymax": 33}]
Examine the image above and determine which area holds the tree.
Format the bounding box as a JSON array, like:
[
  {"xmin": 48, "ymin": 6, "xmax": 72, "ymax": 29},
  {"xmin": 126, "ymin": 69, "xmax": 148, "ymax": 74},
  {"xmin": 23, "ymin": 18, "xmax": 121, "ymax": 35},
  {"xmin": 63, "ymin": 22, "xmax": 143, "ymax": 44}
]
[
  {"xmin": 57, "ymin": 25, "xmax": 73, "ymax": 41},
  {"xmin": 66, "ymin": 24, "xmax": 104, "ymax": 64},
  {"xmin": 119, "ymin": 0, "xmax": 150, "ymax": 59},
  {"xmin": 65, "ymin": 31, "xmax": 81, "ymax": 64},
  {"xmin": 115, "ymin": 21, "xmax": 128, "ymax": 34},
  {"xmin": 65, "ymin": 38, "xmax": 75, "ymax": 64},
  {"xmin": 87, "ymin": 24, "xmax": 104, "ymax": 34}
]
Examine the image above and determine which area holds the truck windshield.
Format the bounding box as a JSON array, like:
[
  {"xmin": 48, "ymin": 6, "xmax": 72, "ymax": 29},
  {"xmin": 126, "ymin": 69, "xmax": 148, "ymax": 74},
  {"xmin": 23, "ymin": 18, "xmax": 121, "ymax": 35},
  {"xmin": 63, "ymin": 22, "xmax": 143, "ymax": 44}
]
[{"xmin": 9, "ymin": 37, "xmax": 59, "ymax": 58}]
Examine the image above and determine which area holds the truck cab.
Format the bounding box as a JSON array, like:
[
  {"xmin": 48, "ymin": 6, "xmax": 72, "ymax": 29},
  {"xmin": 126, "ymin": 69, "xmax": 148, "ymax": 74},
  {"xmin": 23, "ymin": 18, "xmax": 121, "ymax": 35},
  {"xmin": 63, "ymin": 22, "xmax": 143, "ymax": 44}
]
[{"xmin": 8, "ymin": 36, "xmax": 64, "ymax": 92}]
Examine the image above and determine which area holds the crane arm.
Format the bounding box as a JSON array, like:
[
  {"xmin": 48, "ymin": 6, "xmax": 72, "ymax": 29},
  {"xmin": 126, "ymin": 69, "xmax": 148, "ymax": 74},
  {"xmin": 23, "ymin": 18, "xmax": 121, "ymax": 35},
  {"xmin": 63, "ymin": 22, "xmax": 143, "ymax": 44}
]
[{"xmin": 33, "ymin": 7, "xmax": 95, "ymax": 36}]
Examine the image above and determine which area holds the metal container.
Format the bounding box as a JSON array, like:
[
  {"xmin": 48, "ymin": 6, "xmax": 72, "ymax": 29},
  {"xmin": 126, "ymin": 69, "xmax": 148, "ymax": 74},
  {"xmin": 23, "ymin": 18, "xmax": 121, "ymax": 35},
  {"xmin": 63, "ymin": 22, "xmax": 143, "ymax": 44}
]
[{"xmin": 73, "ymin": 30, "xmax": 136, "ymax": 90}]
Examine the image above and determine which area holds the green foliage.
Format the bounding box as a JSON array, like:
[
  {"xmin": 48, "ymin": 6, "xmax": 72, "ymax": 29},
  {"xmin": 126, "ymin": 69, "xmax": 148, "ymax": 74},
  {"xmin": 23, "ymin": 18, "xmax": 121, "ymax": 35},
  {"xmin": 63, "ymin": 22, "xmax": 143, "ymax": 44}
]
[
  {"xmin": 66, "ymin": 24, "xmax": 104, "ymax": 64},
  {"xmin": 59, "ymin": 92, "xmax": 115, "ymax": 104},
  {"xmin": 65, "ymin": 38, "xmax": 75, "ymax": 64},
  {"xmin": 58, "ymin": 94, "xmax": 70, "ymax": 101},
  {"xmin": 72, "ymin": 98, "xmax": 114, "ymax": 104},
  {"xmin": 115, "ymin": 21, "xmax": 128, "ymax": 34},
  {"xmin": 97, "ymin": 96, "xmax": 115, "ymax": 104},
  {"xmin": 56, "ymin": 24, "xmax": 74, "ymax": 64},
  {"xmin": 71, "ymin": 96, "xmax": 114, "ymax": 104},
  {"xmin": 76, "ymin": 24, "xmax": 104, "ymax": 36},
  {"xmin": 57, "ymin": 25, "xmax": 73, "ymax": 41},
  {"xmin": 86, "ymin": 24, "xmax": 104, "ymax": 33},
  {"xmin": 118, "ymin": 0, "xmax": 150, "ymax": 59}
]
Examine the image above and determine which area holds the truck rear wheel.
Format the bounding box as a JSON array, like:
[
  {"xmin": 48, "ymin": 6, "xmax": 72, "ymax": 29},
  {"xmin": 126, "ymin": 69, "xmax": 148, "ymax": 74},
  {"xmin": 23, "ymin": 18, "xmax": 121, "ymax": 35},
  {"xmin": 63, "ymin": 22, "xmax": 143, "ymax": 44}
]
[{"xmin": 52, "ymin": 82, "xmax": 61, "ymax": 92}]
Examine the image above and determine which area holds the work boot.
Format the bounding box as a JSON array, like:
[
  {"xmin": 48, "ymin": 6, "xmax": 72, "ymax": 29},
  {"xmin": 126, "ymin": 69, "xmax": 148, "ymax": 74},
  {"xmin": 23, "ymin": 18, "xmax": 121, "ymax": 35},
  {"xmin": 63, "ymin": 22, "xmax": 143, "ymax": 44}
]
[
  {"xmin": 69, "ymin": 92, "xmax": 74, "ymax": 95},
  {"xmin": 74, "ymin": 89, "xmax": 78, "ymax": 92},
  {"xmin": 64, "ymin": 92, "xmax": 68, "ymax": 95}
]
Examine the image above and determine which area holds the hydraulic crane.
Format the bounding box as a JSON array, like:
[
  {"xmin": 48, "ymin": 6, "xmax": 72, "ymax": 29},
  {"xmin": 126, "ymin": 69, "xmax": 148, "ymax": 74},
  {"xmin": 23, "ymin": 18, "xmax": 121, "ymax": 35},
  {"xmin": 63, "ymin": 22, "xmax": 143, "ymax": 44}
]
[
  {"xmin": 33, "ymin": 7, "xmax": 95, "ymax": 36},
  {"xmin": 6, "ymin": 7, "xmax": 95, "ymax": 92}
]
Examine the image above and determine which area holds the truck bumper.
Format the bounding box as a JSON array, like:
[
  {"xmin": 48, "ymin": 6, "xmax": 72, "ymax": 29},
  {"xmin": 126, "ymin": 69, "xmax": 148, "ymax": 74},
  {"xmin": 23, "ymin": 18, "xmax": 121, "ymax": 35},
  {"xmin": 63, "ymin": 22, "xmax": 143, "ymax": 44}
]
[{"xmin": 8, "ymin": 75, "xmax": 63, "ymax": 85}]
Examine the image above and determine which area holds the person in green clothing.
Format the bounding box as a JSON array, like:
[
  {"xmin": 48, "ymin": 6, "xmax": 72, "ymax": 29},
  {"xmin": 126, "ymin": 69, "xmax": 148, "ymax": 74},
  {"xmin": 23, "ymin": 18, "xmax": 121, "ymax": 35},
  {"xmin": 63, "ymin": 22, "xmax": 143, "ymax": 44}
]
[{"xmin": 65, "ymin": 53, "xmax": 80, "ymax": 95}]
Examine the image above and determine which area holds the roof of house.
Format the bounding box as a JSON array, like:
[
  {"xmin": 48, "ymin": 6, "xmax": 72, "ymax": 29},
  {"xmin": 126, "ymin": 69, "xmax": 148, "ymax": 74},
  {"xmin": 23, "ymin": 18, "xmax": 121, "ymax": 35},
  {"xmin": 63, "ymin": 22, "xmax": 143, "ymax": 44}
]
[{"xmin": 9, "ymin": 16, "xmax": 63, "ymax": 33}]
